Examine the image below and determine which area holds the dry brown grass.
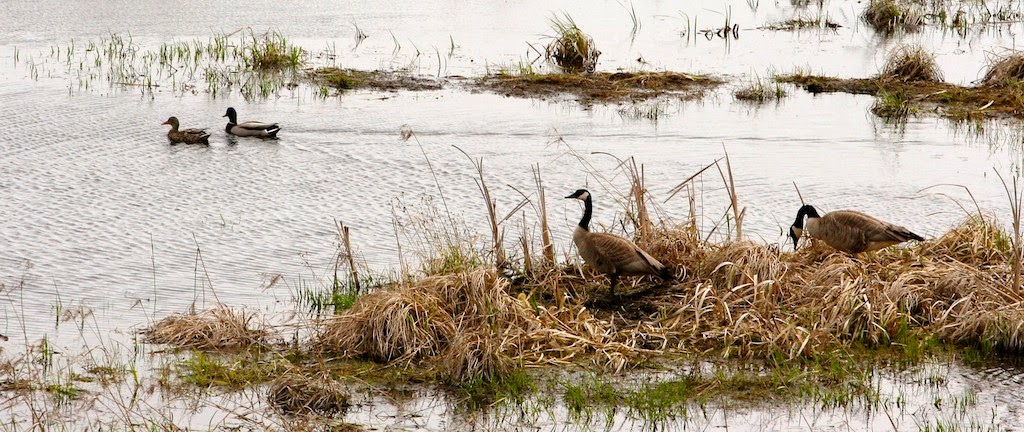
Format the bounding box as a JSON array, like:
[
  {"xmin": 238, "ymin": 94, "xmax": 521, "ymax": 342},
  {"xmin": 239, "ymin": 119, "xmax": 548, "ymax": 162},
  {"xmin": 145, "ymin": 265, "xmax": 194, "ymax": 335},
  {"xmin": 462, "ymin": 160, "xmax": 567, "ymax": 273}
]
[
  {"xmin": 862, "ymin": 0, "xmax": 923, "ymax": 33},
  {"xmin": 982, "ymin": 52, "xmax": 1024, "ymax": 87},
  {"xmin": 268, "ymin": 371, "xmax": 351, "ymax": 416},
  {"xmin": 311, "ymin": 213, "xmax": 1024, "ymax": 382},
  {"xmin": 878, "ymin": 45, "xmax": 943, "ymax": 83},
  {"xmin": 143, "ymin": 306, "xmax": 272, "ymax": 350}
]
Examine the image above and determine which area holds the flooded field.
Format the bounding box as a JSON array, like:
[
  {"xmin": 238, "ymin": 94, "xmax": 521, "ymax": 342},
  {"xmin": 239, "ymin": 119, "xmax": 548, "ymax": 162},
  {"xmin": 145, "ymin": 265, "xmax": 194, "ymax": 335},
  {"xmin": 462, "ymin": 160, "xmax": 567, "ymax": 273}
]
[{"xmin": 3, "ymin": 0, "xmax": 1024, "ymax": 430}]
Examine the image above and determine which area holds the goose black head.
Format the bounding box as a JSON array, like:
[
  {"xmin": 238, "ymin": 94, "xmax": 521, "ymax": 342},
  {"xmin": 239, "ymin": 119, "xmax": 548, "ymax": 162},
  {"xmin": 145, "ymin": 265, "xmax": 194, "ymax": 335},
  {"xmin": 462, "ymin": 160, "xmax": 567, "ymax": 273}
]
[
  {"xmin": 789, "ymin": 225, "xmax": 802, "ymax": 250},
  {"xmin": 789, "ymin": 204, "xmax": 820, "ymax": 250},
  {"xmin": 565, "ymin": 189, "xmax": 590, "ymax": 201},
  {"xmin": 223, "ymin": 107, "xmax": 238, "ymax": 123}
]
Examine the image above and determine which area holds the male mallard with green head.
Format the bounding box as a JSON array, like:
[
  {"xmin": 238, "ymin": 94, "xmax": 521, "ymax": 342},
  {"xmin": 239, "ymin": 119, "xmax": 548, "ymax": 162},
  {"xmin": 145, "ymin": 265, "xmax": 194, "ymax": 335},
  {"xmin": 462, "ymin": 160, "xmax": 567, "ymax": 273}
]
[{"xmin": 223, "ymin": 107, "xmax": 281, "ymax": 138}]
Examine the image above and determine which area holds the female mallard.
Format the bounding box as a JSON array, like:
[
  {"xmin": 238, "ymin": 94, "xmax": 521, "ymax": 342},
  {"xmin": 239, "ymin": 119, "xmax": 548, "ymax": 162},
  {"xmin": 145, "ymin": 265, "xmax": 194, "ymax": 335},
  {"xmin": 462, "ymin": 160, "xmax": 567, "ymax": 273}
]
[
  {"xmin": 162, "ymin": 116, "xmax": 210, "ymax": 144},
  {"xmin": 223, "ymin": 107, "xmax": 281, "ymax": 138}
]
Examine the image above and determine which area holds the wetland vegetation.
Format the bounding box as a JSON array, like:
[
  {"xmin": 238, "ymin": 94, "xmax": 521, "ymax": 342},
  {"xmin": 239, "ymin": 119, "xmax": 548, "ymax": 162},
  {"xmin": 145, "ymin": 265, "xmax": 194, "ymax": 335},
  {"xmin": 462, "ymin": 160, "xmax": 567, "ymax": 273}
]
[{"xmin": 7, "ymin": 0, "xmax": 1024, "ymax": 430}]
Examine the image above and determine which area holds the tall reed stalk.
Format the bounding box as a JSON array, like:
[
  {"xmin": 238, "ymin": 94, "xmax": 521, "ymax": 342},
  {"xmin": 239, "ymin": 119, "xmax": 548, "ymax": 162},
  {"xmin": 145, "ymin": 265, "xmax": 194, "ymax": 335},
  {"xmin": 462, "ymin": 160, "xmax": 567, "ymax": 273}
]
[
  {"xmin": 335, "ymin": 219, "xmax": 360, "ymax": 294},
  {"xmin": 717, "ymin": 151, "xmax": 744, "ymax": 241},
  {"xmin": 456, "ymin": 147, "xmax": 506, "ymax": 269},
  {"xmin": 534, "ymin": 165, "xmax": 555, "ymax": 264},
  {"xmin": 997, "ymin": 170, "xmax": 1023, "ymax": 291}
]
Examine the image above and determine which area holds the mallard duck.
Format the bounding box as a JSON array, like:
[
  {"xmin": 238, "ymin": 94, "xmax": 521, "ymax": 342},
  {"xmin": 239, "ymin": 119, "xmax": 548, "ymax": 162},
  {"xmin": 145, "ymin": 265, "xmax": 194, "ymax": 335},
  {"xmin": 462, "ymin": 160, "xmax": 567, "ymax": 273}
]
[
  {"xmin": 223, "ymin": 107, "xmax": 281, "ymax": 138},
  {"xmin": 566, "ymin": 189, "xmax": 673, "ymax": 296},
  {"xmin": 789, "ymin": 204, "xmax": 925, "ymax": 254},
  {"xmin": 162, "ymin": 116, "xmax": 210, "ymax": 144}
]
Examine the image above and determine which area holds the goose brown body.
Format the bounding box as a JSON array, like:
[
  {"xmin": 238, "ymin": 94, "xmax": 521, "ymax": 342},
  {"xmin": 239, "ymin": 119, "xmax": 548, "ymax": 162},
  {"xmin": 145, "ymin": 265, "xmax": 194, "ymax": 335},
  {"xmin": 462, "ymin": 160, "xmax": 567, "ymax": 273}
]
[
  {"xmin": 162, "ymin": 116, "xmax": 210, "ymax": 144},
  {"xmin": 790, "ymin": 205, "xmax": 924, "ymax": 254},
  {"xmin": 567, "ymin": 189, "xmax": 671, "ymax": 295}
]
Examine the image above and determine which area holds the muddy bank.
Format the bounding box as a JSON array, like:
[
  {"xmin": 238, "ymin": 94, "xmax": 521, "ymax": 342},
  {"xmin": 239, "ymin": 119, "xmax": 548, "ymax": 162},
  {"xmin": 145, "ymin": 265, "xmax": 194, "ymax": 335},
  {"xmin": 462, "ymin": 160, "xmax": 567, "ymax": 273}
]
[{"xmin": 778, "ymin": 73, "xmax": 1024, "ymax": 120}]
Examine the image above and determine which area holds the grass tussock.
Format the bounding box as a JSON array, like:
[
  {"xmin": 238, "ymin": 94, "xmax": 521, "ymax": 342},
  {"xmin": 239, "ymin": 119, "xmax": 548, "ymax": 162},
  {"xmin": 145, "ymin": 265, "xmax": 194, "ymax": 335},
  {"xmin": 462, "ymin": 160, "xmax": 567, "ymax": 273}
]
[
  {"xmin": 862, "ymin": 0, "xmax": 923, "ymax": 33},
  {"xmin": 243, "ymin": 31, "xmax": 304, "ymax": 70},
  {"xmin": 316, "ymin": 268, "xmax": 527, "ymax": 381},
  {"xmin": 982, "ymin": 52, "xmax": 1024, "ymax": 87},
  {"xmin": 268, "ymin": 372, "xmax": 352, "ymax": 416},
  {"xmin": 878, "ymin": 45, "xmax": 943, "ymax": 83},
  {"xmin": 545, "ymin": 13, "xmax": 601, "ymax": 73},
  {"xmin": 144, "ymin": 306, "xmax": 272, "ymax": 350},
  {"xmin": 734, "ymin": 76, "xmax": 787, "ymax": 103}
]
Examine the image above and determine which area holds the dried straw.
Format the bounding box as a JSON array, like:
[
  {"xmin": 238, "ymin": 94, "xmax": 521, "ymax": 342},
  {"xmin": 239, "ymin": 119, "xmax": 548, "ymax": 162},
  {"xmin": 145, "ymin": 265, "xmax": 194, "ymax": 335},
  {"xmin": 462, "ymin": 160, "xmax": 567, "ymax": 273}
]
[
  {"xmin": 267, "ymin": 371, "xmax": 351, "ymax": 416},
  {"xmin": 143, "ymin": 306, "xmax": 271, "ymax": 350},
  {"xmin": 982, "ymin": 52, "xmax": 1024, "ymax": 87}
]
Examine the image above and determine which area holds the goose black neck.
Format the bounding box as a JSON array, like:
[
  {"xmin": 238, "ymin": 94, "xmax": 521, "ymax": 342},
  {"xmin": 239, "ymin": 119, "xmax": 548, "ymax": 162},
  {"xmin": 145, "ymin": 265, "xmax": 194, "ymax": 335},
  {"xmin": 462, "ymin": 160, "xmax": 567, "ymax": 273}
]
[
  {"xmin": 578, "ymin": 195, "xmax": 592, "ymax": 231},
  {"xmin": 793, "ymin": 204, "xmax": 820, "ymax": 228}
]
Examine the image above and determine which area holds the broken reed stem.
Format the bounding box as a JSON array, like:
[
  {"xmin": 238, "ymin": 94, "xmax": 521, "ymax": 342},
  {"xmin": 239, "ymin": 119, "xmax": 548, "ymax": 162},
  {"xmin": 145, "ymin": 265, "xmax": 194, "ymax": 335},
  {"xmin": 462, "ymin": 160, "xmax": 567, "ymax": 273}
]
[
  {"xmin": 717, "ymin": 150, "xmax": 743, "ymax": 241},
  {"xmin": 336, "ymin": 219, "xmax": 360, "ymax": 294},
  {"xmin": 390, "ymin": 202, "xmax": 408, "ymax": 282},
  {"xmin": 403, "ymin": 126, "xmax": 457, "ymax": 240},
  {"xmin": 997, "ymin": 170, "xmax": 1023, "ymax": 291},
  {"xmin": 455, "ymin": 146, "xmax": 506, "ymax": 269},
  {"xmin": 534, "ymin": 164, "xmax": 555, "ymax": 264},
  {"xmin": 521, "ymin": 212, "xmax": 532, "ymax": 274},
  {"xmin": 628, "ymin": 158, "xmax": 652, "ymax": 241},
  {"xmin": 191, "ymin": 233, "xmax": 221, "ymax": 311}
]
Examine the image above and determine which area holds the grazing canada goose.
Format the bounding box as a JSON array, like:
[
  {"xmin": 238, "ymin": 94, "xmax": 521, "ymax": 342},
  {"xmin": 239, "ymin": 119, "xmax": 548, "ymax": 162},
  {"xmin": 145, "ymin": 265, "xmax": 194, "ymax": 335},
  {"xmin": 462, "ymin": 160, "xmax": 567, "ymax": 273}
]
[
  {"xmin": 162, "ymin": 116, "xmax": 210, "ymax": 144},
  {"xmin": 789, "ymin": 204, "xmax": 925, "ymax": 254},
  {"xmin": 223, "ymin": 107, "xmax": 281, "ymax": 138},
  {"xmin": 566, "ymin": 189, "xmax": 672, "ymax": 296}
]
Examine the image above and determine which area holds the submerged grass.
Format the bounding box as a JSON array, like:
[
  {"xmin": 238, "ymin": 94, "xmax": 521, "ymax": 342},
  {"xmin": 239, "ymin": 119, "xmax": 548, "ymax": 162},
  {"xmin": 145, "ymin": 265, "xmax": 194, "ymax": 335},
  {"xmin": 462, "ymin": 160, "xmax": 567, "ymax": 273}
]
[{"xmin": 735, "ymin": 74, "xmax": 787, "ymax": 103}]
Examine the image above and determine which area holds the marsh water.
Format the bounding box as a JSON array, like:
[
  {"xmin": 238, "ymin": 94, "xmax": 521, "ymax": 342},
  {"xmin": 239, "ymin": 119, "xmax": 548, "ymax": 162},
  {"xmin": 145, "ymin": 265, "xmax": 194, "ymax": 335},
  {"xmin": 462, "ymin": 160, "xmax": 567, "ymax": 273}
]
[{"xmin": 3, "ymin": 0, "xmax": 1024, "ymax": 429}]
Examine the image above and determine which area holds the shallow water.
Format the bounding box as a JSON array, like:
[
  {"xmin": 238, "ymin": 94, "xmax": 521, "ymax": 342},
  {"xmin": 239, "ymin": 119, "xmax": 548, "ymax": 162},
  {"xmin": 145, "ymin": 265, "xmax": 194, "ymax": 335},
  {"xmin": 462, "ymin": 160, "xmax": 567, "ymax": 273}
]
[{"xmin": 3, "ymin": 0, "xmax": 1024, "ymax": 429}]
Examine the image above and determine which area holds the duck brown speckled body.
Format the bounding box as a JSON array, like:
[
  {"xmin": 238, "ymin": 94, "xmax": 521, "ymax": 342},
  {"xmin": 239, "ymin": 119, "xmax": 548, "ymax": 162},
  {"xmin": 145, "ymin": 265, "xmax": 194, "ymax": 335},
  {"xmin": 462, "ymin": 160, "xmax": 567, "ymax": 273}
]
[{"xmin": 162, "ymin": 116, "xmax": 210, "ymax": 144}]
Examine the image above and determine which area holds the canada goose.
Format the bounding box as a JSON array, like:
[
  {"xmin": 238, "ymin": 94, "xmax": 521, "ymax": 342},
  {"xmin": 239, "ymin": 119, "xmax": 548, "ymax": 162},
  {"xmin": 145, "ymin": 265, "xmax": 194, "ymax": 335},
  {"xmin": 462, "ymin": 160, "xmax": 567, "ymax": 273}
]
[
  {"xmin": 223, "ymin": 107, "xmax": 281, "ymax": 138},
  {"xmin": 789, "ymin": 204, "xmax": 924, "ymax": 254},
  {"xmin": 566, "ymin": 189, "xmax": 672, "ymax": 296},
  {"xmin": 162, "ymin": 116, "xmax": 210, "ymax": 144}
]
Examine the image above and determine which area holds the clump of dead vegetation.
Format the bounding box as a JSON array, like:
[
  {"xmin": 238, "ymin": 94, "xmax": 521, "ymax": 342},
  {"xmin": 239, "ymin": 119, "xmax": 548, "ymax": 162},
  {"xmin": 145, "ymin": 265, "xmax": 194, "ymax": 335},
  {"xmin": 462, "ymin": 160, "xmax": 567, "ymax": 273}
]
[
  {"xmin": 981, "ymin": 51, "xmax": 1024, "ymax": 87},
  {"xmin": 268, "ymin": 372, "xmax": 351, "ymax": 416},
  {"xmin": 877, "ymin": 45, "xmax": 943, "ymax": 83},
  {"xmin": 545, "ymin": 13, "xmax": 601, "ymax": 73},
  {"xmin": 862, "ymin": 0, "xmax": 923, "ymax": 33},
  {"xmin": 144, "ymin": 306, "xmax": 272, "ymax": 350}
]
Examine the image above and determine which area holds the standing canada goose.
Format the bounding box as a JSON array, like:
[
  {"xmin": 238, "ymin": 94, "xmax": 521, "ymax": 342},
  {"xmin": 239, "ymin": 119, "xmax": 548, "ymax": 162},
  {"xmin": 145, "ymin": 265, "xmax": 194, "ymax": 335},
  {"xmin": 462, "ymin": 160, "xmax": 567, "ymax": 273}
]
[
  {"xmin": 789, "ymin": 204, "xmax": 925, "ymax": 254},
  {"xmin": 223, "ymin": 107, "xmax": 281, "ymax": 138},
  {"xmin": 566, "ymin": 189, "xmax": 672, "ymax": 296},
  {"xmin": 162, "ymin": 116, "xmax": 210, "ymax": 144}
]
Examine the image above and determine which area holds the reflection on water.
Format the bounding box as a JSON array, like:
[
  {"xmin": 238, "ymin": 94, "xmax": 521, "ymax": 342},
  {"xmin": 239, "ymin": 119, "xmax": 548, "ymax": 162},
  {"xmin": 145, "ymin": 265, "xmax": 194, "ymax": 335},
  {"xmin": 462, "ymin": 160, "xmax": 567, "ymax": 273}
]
[{"xmin": 3, "ymin": 0, "xmax": 1024, "ymax": 429}]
